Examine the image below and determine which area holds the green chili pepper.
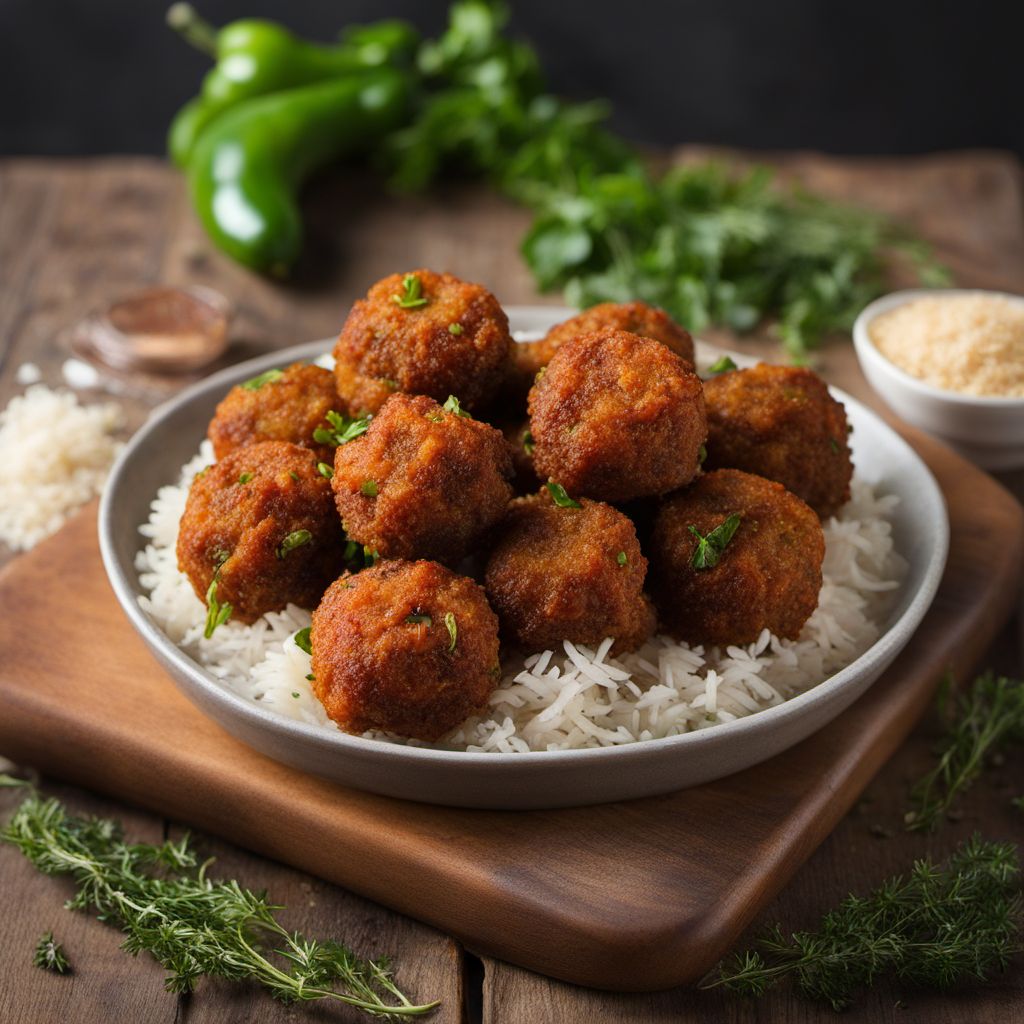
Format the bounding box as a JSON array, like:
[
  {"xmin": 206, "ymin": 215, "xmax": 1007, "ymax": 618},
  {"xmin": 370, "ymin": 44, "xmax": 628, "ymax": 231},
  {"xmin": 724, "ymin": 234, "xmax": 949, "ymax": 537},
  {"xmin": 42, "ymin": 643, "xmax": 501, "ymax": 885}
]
[
  {"xmin": 166, "ymin": 4, "xmax": 419, "ymax": 167},
  {"xmin": 186, "ymin": 70, "xmax": 410, "ymax": 276}
]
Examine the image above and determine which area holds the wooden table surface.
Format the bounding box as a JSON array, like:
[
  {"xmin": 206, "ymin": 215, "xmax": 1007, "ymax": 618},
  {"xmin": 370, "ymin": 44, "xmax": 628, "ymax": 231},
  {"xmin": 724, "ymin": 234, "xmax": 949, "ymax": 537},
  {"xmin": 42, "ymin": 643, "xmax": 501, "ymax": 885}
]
[{"xmin": 1, "ymin": 149, "xmax": 1023, "ymax": 1023}]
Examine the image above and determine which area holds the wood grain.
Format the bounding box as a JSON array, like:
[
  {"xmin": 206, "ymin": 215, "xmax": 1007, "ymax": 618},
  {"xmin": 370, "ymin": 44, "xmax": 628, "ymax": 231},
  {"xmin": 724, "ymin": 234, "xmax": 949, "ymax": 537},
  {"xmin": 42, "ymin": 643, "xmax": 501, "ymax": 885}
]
[
  {"xmin": 1, "ymin": 150, "xmax": 1022, "ymax": 1020},
  {"xmin": 0, "ymin": 422, "xmax": 1020, "ymax": 993}
]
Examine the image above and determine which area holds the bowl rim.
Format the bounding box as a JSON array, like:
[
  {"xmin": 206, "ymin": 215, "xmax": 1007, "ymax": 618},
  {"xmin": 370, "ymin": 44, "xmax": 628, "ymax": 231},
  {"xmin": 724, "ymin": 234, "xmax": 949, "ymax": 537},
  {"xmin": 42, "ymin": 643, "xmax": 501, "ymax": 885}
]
[
  {"xmin": 853, "ymin": 287, "xmax": 1024, "ymax": 408},
  {"xmin": 99, "ymin": 318, "xmax": 950, "ymax": 769}
]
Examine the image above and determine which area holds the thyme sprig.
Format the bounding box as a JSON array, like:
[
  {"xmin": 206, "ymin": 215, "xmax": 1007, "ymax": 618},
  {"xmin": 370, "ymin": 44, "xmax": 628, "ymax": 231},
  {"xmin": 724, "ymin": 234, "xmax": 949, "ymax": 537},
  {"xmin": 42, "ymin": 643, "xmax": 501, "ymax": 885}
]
[
  {"xmin": 33, "ymin": 931, "xmax": 70, "ymax": 974},
  {"xmin": 1, "ymin": 787, "xmax": 437, "ymax": 1017},
  {"xmin": 705, "ymin": 835, "xmax": 1022, "ymax": 1010},
  {"xmin": 906, "ymin": 672, "xmax": 1024, "ymax": 831}
]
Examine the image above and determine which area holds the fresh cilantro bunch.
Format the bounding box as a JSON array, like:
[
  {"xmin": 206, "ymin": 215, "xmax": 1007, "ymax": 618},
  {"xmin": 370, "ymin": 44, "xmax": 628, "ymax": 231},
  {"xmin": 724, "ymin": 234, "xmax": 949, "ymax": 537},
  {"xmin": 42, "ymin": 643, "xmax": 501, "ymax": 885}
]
[{"xmin": 522, "ymin": 163, "xmax": 949, "ymax": 359}]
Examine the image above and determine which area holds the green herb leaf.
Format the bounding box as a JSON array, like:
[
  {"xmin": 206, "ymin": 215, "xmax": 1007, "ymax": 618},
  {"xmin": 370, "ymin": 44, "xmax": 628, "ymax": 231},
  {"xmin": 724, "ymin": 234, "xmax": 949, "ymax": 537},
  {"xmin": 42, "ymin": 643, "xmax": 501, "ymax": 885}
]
[
  {"xmin": 708, "ymin": 355, "xmax": 738, "ymax": 374},
  {"xmin": 905, "ymin": 672, "xmax": 1024, "ymax": 831},
  {"xmin": 210, "ymin": 548, "xmax": 230, "ymax": 569},
  {"xmin": 829, "ymin": 437, "xmax": 841, "ymax": 454},
  {"xmin": 317, "ymin": 462, "xmax": 334, "ymax": 479},
  {"xmin": 448, "ymin": 322, "xmax": 463, "ymax": 335},
  {"xmin": 703, "ymin": 835, "xmax": 1022, "ymax": 1011},
  {"xmin": 444, "ymin": 612, "xmax": 457, "ymax": 653},
  {"xmin": 546, "ymin": 481, "xmax": 581, "ymax": 508},
  {"xmin": 522, "ymin": 429, "xmax": 535, "ymax": 455},
  {"xmin": 698, "ymin": 443, "xmax": 707, "ymax": 465},
  {"xmin": 360, "ymin": 480, "xmax": 378, "ymax": 498},
  {"xmin": 203, "ymin": 577, "xmax": 232, "ymax": 639},
  {"xmin": 617, "ymin": 551, "xmax": 627, "ymax": 567},
  {"xmin": 406, "ymin": 613, "xmax": 432, "ymax": 626},
  {"xmin": 3, "ymin": 787, "xmax": 438, "ymax": 1015},
  {"xmin": 238, "ymin": 472, "xmax": 253, "ymax": 484},
  {"xmin": 240, "ymin": 368, "xmax": 284, "ymax": 391},
  {"xmin": 343, "ymin": 541, "xmax": 379, "ymax": 572},
  {"xmin": 277, "ymin": 530, "xmax": 312, "ymax": 559},
  {"xmin": 689, "ymin": 513, "xmax": 742, "ymax": 570},
  {"xmin": 33, "ymin": 931, "xmax": 70, "ymax": 974},
  {"xmin": 293, "ymin": 627, "xmax": 312, "ymax": 655},
  {"xmin": 392, "ymin": 273, "xmax": 428, "ymax": 309},
  {"xmin": 288, "ymin": 471, "xmax": 299, "ymax": 481},
  {"xmin": 442, "ymin": 395, "xmax": 469, "ymax": 418},
  {"xmin": 314, "ymin": 411, "xmax": 371, "ymax": 448},
  {"xmin": 292, "ymin": 691, "xmax": 302, "ymax": 697}
]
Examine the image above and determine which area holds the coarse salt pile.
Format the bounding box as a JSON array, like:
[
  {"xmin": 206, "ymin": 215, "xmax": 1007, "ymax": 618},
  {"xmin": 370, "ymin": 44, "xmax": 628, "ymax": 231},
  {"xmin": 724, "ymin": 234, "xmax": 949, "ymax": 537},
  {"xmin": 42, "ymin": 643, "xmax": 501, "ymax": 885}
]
[
  {"xmin": 868, "ymin": 292, "xmax": 1024, "ymax": 397},
  {"xmin": 0, "ymin": 384, "xmax": 123, "ymax": 551}
]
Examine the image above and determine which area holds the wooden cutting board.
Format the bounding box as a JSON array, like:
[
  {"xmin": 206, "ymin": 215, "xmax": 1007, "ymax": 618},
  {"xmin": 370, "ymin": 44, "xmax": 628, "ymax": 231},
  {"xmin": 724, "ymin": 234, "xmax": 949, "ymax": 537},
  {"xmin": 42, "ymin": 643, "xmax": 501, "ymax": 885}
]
[{"xmin": 0, "ymin": 424, "xmax": 1021, "ymax": 993}]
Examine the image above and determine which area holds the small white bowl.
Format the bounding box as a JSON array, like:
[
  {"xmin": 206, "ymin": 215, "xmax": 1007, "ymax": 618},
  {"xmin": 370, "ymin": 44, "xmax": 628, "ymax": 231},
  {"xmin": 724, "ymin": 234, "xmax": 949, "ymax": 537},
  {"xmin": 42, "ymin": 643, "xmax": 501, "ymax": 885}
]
[{"xmin": 853, "ymin": 289, "xmax": 1024, "ymax": 470}]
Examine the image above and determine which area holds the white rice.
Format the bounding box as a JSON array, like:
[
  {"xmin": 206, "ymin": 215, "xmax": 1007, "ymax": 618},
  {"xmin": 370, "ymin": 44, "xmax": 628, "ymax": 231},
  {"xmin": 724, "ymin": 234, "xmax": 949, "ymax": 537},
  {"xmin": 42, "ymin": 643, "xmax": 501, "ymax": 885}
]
[
  {"xmin": 0, "ymin": 384, "xmax": 123, "ymax": 551},
  {"xmin": 136, "ymin": 440, "xmax": 904, "ymax": 752}
]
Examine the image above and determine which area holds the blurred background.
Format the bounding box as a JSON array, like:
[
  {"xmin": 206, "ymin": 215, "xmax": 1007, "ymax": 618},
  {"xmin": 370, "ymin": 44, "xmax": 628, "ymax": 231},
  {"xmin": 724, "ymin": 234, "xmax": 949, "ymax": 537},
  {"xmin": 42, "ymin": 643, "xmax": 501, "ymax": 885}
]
[{"xmin": 2, "ymin": 0, "xmax": 1022, "ymax": 157}]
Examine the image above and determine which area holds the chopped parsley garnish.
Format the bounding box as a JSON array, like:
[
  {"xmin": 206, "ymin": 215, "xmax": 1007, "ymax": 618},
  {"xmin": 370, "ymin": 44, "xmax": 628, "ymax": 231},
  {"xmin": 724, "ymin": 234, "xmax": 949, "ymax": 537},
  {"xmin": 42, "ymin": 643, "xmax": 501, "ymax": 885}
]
[
  {"xmin": 195, "ymin": 465, "xmax": 210, "ymax": 479},
  {"xmin": 392, "ymin": 273, "xmax": 428, "ymax": 309},
  {"xmin": 343, "ymin": 540, "xmax": 378, "ymax": 571},
  {"xmin": 448, "ymin": 322, "xmax": 463, "ymax": 335},
  {"xmin": 238, "ymin": 472, "xmax": 253, "ymax": 484},
  {"xmin": 360, "ymin": 480, "xmax": 378, "ymax": 497},
  {"xmin": 240, "ymin": 368, "xmax": 284, "ymax": 391},
  {"xmin": 317, "ymin": 462, "xmax": 334, "ymax": 479},
  {"xmin": 522, "ymin": 429, "xmax": 535, "ymax": 455},
  {"xmin": 292, "ymin": 692, "xmax": 301, "ymax": 698},
  {"xmin": 444, "ymin": 612, "xmax": 458, "ymax": 653},
  {"xmin": 442, "ymin": 395, "xmax": 469, "ymax": 417},
  {"xmin": 304, "ymin": 673, "xmax": 315, "ymax": 682},
  {"xmin": 288, "ymin": 471, "xmax": 299, "ymax": 481},
  {"xmin": 546, "ymin": 480, "xmax": 581, "ymax": 508},
  {"xmin": 210, "ymin": 548, "xmax": 230, "ymax": 569},
  {"xmin": 698, "ymin": 443, "xmax": 708, "ymax": 465},
  {"xmin": 617, "ymin": 551, "xmax": 628, "ymax": 567},
  {"xmin": 313, "ymin": 410, "xmax": 371, "ymax": 448},
  {"xmin": 33, "ymin": 931, "xmax": 69, "ymax": 974},
  {"xmin": 406, "ymin": 613, "xmax": 432, "ymax": 626},
  {"xmin": 829, "ymin": 437, "xmax": 841, "ymax": 454},
  {"xmin": 689, "ymin": 514, "xmax": 742, "ymax": 570},
  {"xmin": 204, "ymin": 577, "xmax": 232, "ymax": 639},
  {"xmin": 708, "ymin": 354, "xmax": 738, "ymax": 374},
  {"xmin": 277, "ymin": 530, "xmax": 312, "ymax": 559},
  {"xmin": 293, "ymin": 627, "xmax": 312, "ymax": 655}
]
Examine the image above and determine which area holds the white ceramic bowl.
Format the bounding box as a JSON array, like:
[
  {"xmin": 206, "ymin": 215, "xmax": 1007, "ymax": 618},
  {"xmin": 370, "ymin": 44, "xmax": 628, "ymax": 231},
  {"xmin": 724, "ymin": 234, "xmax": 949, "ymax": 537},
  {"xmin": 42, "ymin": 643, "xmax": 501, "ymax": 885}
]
[
  {"xmin": 853, "ymin": 288, "xmax": 1024, "ymax": 470},
  {"xmin": 99, "ymin": 307, "xmax": 949, "ymax": 809}
]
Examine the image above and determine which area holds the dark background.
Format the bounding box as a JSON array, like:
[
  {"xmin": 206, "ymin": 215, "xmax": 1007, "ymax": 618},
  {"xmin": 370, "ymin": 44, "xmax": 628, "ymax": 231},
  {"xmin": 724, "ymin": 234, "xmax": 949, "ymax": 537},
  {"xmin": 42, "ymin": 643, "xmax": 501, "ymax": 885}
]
[{"xmin": 1, "ymin": 0, "xmax": 1021, "ymax": 157}]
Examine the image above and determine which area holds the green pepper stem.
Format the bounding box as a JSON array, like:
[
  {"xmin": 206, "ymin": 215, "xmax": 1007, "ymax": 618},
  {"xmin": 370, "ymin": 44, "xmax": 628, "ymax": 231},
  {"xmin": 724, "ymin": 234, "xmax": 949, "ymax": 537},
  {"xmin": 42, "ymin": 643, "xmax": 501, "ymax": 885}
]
[{"xmin": 166, "ymin": 3, "xmax": 218, "ymax": 58}]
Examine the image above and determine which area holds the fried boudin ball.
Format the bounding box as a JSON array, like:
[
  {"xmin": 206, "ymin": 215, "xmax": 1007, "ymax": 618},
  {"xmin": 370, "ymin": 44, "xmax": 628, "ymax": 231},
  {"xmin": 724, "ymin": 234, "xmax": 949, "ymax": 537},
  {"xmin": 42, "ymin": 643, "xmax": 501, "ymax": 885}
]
[
  {"xmin": 332, "ymin": 393, "xmax": 514, "ymax": 565},
  {"xmin": 310, "ymin": 559, "xmax": 501, "ymax": 740},
  {"xmin": 177, "ymin": 441, "xmax": 346, "ymax": 624},
  {"xmin": 536, "ymin": 301, "xmax": 695, "ymax": 367},
  {"xmin": 703, "ymin": 364, "xmax": 853, "ymax": 518},
  {"xmin": 333, "ymin": 269, "xmax": 513, "ymax": 415},
  {"xmin": 528, "ymin": 330, "xmax": 706, "ymax": 503},
  {"xmin": 208, "ymin": 362, "xmax": 346, "ymax": 466},
  {"xmin": 498, "ymin": 302, "xmax": 695, "ymax": 413},
  {"xmin": 484, "ymin": 490, "xmax": 655, "ymax": 655},
  {"xmin": 649, "ymin": 469, "xmax": 824, "ymax": 647}
]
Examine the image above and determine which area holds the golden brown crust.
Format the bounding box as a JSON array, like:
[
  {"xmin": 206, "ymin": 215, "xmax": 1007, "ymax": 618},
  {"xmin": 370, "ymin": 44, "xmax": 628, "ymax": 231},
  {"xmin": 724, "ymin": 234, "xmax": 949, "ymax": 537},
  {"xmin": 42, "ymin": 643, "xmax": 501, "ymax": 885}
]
[
  {"xmin": 176, "ymin": 441, "xmax": 346, "ymax": 623},
  {"xmin": 207, "ymin": 363, "xmax": 346, "ymax": 466},
  {"xmin": 703, "ymin": 364, "xmax": 853, "ymax": 518},
  {"xmin": 331, "ymin": 393, "xmax": 514, "ymax": 565},
  {"xmin": 537, "ymin": 302, "xmax": 695, "ymax": 366},
  {"xmin": 649, "ymin": 469, "xmax": 824, "ymax": 646},
  {"xmin": 528, "ymin": 330, "xmax": 707, "ymax": 502},
  {"xmin": 484, "ymin": 491, "xmax": 655, "ymax": 655},
  {"xmin": 310, "ymin": 559, "xmax": 500, "ymax": 740},
  {"xmin": 332, "ymin": 269, "xmax": 513, "ymax": 415}
]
